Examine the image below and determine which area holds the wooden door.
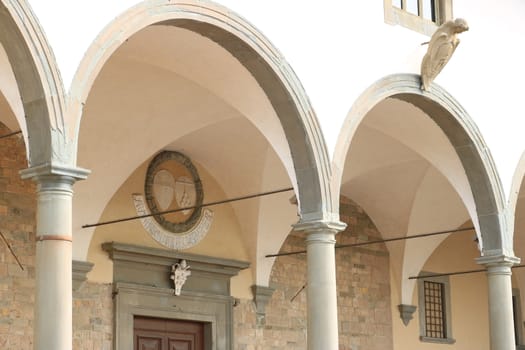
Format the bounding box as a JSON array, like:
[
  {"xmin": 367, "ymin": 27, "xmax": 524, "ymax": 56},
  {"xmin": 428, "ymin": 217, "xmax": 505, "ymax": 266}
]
[{"xmin": 134, "ymin": 316, "xmax": 204, "ymax": 350}]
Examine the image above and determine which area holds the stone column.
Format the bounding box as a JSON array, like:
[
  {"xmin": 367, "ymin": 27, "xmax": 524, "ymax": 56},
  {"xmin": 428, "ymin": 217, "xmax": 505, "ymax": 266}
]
[
  {"xmin": 477, "ymin": 255, "xmax": 521, "ymax": 350},
  {"xmin": 294, "ymin": 220, "xmax": 346, "ymax": 350},
  {"xmin": 21, "ymin": 165, "xmax": 89, "ymax": 350}
]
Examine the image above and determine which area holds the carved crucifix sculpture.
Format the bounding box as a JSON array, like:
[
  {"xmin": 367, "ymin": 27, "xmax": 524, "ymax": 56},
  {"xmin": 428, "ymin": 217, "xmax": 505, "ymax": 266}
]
[{"xmin": 171, "ymin": 260, "xmax": 191, "ymax": 296}]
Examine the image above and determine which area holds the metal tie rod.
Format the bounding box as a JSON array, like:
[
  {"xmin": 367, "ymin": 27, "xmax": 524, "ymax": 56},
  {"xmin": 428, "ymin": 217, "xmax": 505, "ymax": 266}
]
[
  {"xmin": 0, "ymin": 130, "xmax": 21, "ymax": 140},
  {"xmin": 0, "ymin": 230, "xmax": 24, "ymax": 270},
  {"xmin": 409, "ymin": 264, "xmax": 525, "ymax": 280},
  {"xmin": 82, "ymin": 187, "xmax": 294, "ymax": 229},
  {"xmin": 265, "ymin": 226, "xmax": 475, "ymax": 258}
]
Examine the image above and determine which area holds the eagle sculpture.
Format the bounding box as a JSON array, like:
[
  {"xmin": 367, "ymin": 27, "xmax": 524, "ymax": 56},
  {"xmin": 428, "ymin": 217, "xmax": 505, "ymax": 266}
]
[{"xmin": 420, "ymin": 18, "xmax": 469, "ymax": 91}]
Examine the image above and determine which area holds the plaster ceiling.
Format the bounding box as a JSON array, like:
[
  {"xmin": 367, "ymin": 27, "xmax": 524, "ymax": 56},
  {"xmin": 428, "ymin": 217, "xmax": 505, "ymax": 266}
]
[
  {"xmin": 0, "ymin": 43, "xmax": 25, "ymax": 138},
  {"xmin": 114, "ymin": 24, "xmax": 294, "ymax": 181},
  {"xmin": 341, "ymin": 98, "xmax": 472, "ymax": 239},
  {"xmin": 341, "ymin": 98, "xmax": 475, "ymax": 303},
  {"xmin": 0, "ymin": 92, "xmax": 17, "ymax": 133},
  {"xmin": 72, "ymin": 24, "xmax": 296, "ymax": 263}
]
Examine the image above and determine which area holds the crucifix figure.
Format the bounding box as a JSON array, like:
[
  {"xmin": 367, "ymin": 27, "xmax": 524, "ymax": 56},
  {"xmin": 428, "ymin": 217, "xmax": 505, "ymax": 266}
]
[{"xmin": 171, "ymin": 260, "xmax": 191, "ymax": 296}]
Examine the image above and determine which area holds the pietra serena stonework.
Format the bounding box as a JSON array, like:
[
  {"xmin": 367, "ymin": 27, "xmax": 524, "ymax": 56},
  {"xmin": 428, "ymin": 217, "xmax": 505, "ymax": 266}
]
[
  {"xmin": 233, "ymin": 196, "xmax": 393, "ymax": 350},
  {"xmin": 0, "ymin": 123, "xmax": 113, "ymax": 350},
  {"xmin": 0, "ymin": 125, "xmax": 391, "ymax": 348}
]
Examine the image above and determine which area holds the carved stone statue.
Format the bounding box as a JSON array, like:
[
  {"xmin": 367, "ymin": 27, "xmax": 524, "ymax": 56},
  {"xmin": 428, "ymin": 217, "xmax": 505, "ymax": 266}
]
[
  {"xmin": 420, "ymin": 18, "xmax": 469, "ymax": 91},
  {"xmin": 170, "ymin": 260, "xmax": 191, "ymax": 296}
]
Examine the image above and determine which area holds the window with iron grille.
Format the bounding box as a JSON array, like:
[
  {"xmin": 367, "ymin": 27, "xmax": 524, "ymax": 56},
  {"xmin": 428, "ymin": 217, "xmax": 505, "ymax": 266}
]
[
  {"xmin": 417, "ymin": 273, "xmax": 455, "ymax": 344},
  {"xmin": 384, "ymin": 0, "xmax": 453, "ymax": 36},
  {"xmin": 423, "ymin": 281, "xmax": 446, "ymax": 338}
]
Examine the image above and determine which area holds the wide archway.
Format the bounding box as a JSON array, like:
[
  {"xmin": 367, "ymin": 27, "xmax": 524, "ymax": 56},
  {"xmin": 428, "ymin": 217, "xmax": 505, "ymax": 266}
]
[
  {"xmin": 510, "ymin": 167, "xmax": 525, "ymax": 347},
  {"xmin": 67, "ymin": 3, "xmax": 343, "ymax": 348},
  {"xmin": 0, "ymin": 1, "xmax": 70, "ymax": 167},
  {"xmin": 334, "ymin": 74, "xmax": 508, "ymax": 257},
  {"xmin": 69, "ymin": 2, "xmax": 336, "ymax": 271},
  {"xmin": 333, "ymin": 74, "xmax": 513, "ymax": 349}
]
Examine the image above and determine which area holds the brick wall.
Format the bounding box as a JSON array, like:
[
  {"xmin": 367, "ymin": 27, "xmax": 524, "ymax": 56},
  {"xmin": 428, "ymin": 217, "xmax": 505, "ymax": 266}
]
[
  {"xmin": 73, "ymin": 282, "xmax": 113, "ymax": 350},
  {"xmin": 0, "ymin": 123, "xmax": 114, "ymax": 349},
  {"xmin": 234, "ymin": 196, "xmax": 393, "ymax": 350},
  {"xmin": 337, "ymin": 196, "xmax": 392, "ymax": 350},
  {"xmin": 0, "ymin": 123, "xmax": 36, "ymax": 349},
  {"xmin": 0, "ymin": 122, "xmax": 391, "ymax": 349}
]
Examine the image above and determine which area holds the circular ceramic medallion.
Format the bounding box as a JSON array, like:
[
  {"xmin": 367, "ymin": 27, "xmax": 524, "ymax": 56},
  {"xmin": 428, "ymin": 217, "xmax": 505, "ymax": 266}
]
[{"xmin": 145, "ymin": 151, "xmax": 204, "ymax": 233}]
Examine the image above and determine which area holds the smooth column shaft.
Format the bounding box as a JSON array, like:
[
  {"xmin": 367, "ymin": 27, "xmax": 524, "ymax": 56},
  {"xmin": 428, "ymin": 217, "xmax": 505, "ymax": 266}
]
[
  {"xmin": 34, "ymin": 176, "xmax": 75, "ymax": 350},
  {"xmin": 306, "ymin": 230, "xmax": 339, "ymax": 350},
  {"xmin": 486, "ymin": 263, "xmax": 515, "ymax": 350},
  {"xmin": 477, "ymin": 254, "xmax": 520, "ymax": 350}
]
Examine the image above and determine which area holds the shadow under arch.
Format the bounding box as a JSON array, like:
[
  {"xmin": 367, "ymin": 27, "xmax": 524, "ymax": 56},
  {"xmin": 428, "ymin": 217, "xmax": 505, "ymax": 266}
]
[
  {"xmin": 0, "ymin": 1, "xmax": 69, "ymax": 167},
  {"xmin": 69, "ymin": 0, "xmax": 334, "ymax": 224},
  {"xmin": 333, "ymin": 73, "xmax": 510, "ymax": 257}
]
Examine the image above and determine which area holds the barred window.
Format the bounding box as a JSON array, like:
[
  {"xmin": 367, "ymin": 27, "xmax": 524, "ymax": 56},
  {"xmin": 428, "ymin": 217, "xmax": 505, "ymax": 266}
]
[
  {"xmin": 417, "ymin": 273, "xmax": 455, "ymax": 344},
  {"xmin": 423, "ymin": 281, "xmax": 446, "ymax": 338}
]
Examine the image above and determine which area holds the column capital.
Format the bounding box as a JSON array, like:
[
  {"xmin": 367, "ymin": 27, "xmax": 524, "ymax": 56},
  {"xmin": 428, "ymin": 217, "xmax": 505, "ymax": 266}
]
[
  {"xmin": 20, "ymin": 163, "xmax": 90, "ymax": 183},
  {"xmin": 476, "ymin": 254, "xmax": 520, "ymax": 268},
  {"xmin": 293, "ymin": 219, "xmax": 347, "ymax": 234}
]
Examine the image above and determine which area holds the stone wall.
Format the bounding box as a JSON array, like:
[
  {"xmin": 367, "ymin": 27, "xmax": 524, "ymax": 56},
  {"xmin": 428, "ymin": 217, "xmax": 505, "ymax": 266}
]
[
  {"xmin": 0, "ymin": 123, "xmax": 391, "ymax": 349},
  {"xmin": 337, "ymin": 196, "xmax": 392, "ymax": 350},
  {"xmin": 234, "ymin": 231, "xmax": 307, "ymax": 350},
  {"xmin": 234, "ymin": 196, "xmax": 393, "ymax": 350},
  {"xmin": 0, "ymin": 123, "xmax": 114, "ymax": 349},
  {"xmin": 0, "ymin": 124, "xmax": 36, "ymax": 349},
  {"xmin": 73, "ymin": 282, "xmax": 113, "ymax": 350}
]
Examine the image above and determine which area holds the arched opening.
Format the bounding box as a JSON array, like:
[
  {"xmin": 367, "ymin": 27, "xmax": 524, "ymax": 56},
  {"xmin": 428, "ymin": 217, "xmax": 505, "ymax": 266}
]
[
  {"xmin": 510, "ymin": 164, "xmax": 525, "ymax": 348},
  {"xmin": 0, "ymin": 1, "xmax": 67, "ymax": 166},
  {"xmin": 334, "ymin": 74, "xmax": 507, "ymax": 257},
  {"xmin": 68, "ymin": 5, "xmax": 333, "ymax": 346},
  {"xmin": 333, "ymin": 74, "xmax": 505, "ymax": 349},
  {"xmin": 0, "ymin": 10, "xmax": 42, "ymax": 347}
]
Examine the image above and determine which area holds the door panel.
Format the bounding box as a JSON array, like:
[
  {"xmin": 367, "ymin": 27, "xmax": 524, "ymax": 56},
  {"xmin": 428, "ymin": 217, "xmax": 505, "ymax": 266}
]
[
  {"xmin": 136, "ymin": 336, "xmax": 163, "ymax": 350},
  {"xmin": 134, "ymin": 316, "xmax": 204, "ymax": 350},
  {"xmin": 168, "ymin": 339, "xmax": 192, "ymax": 350}
]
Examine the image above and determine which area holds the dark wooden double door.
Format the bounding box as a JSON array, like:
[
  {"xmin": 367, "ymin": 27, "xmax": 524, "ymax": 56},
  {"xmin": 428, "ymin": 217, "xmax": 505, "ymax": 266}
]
[{"xmin": 134, "ymin": 316, "xmax": 204, "ymax": 350}]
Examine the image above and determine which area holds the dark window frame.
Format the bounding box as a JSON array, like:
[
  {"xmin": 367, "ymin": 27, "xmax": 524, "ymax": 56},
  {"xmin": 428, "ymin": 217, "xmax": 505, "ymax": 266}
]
[
  {"xmin": 417, "ymin": 272, "xmax": 455, "ymax": 344},
  {"xmin": 384, "ymin": 0, "xmax": 453, "ymax": 36}
]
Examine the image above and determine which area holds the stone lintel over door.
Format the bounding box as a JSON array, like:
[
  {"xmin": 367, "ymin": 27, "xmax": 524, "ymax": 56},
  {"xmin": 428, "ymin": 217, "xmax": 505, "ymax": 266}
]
[{"xmin": 102, "ymin": 242, "xmax": 249, "ymax": 350}]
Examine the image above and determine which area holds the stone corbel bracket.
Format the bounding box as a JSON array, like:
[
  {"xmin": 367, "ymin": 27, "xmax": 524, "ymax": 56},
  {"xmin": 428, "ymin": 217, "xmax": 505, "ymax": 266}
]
[
  {"xmin": 398, "ymin": 304, "xmax": 417, "ymax": 326},
  {"xmin": 72, "ymin": 260, "xmax": 94, "ymax": 291},
  {"xmin": 252, "ymin": 285, "xmax": 275, "ymax": 326}
]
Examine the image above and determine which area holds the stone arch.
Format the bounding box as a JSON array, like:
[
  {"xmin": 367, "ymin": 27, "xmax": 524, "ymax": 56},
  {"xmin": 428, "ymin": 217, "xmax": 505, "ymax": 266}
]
[
  {"xmin": 333, "ymin": 73, "xmax": 509, "ymax": 258},
  {"xmin": 508, "ymin": 151, "xmax": 525, "ymax": 233},
  {"xmin": 333, "ymin": 74, "xmax": 514, "ymax": 303},
  {"xmin": 510, "ymin": 152, "xmax": 525, "ymax": 327},
  {"xmin": 0, "ymin": 1, "xmax": 69, "ymax": 166},
  {"xmin": 69, "ymin": 0, "xmax": 333, "ymax": 226}
]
